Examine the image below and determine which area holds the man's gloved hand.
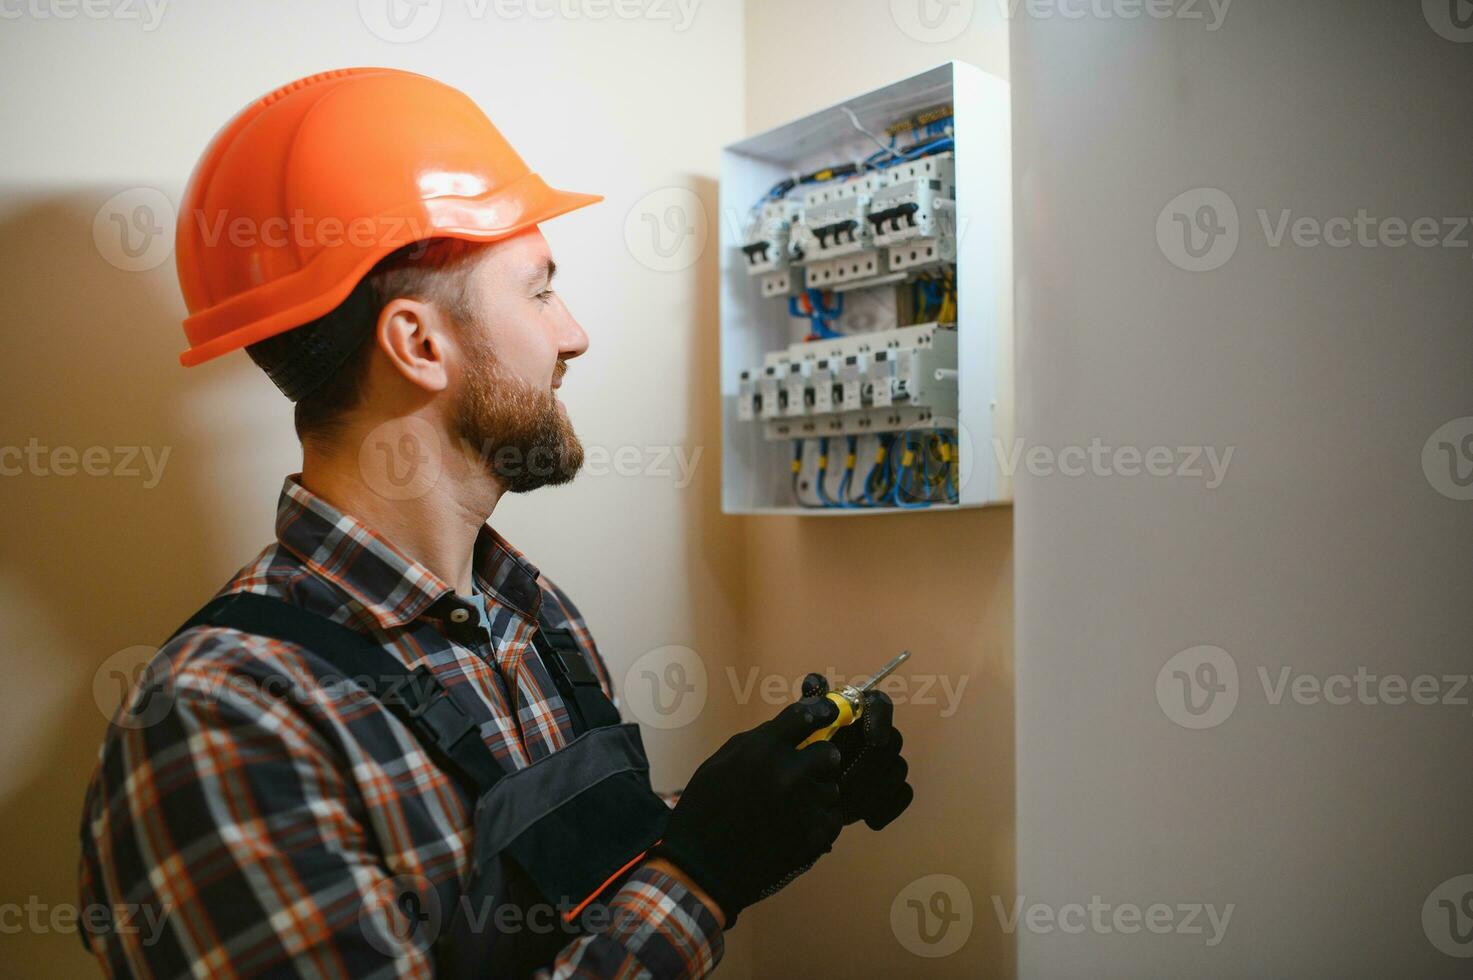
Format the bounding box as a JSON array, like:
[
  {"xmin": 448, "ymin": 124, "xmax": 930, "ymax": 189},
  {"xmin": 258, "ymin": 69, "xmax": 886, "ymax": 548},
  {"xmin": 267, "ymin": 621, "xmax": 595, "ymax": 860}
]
[
  {"xmin": 650, "ymin": 697, "xmax": 846, "ymax": 928},
  {"xmin": 800, "ymin": 673, "xmax": 913, "ymax": 830}
]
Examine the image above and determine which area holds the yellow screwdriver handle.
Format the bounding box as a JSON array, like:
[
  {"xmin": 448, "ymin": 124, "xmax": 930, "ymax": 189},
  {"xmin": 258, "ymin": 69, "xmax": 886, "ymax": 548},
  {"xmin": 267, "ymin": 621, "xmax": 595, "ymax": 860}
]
[
  {"xmin": 798, "ymin": 691, "xmax": 859, "ymax": 748},
  {"xmin": 796, "ymin": 652, "xmax": 910, "ymax": 748}
]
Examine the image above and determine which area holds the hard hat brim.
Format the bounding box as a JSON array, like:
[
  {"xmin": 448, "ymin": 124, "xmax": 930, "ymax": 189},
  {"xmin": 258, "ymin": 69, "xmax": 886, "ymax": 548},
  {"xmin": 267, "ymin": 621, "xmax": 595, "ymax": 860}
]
[{"xmin": 178, "ymin": 176, "xmax": 601, "ymax": 367}]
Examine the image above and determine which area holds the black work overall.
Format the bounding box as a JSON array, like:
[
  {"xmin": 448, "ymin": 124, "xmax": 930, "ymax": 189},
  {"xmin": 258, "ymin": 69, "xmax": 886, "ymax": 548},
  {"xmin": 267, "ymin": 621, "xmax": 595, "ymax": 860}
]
[{"xmin": 172, "ymin": 592, "xmax": 672, "ymax": 978}]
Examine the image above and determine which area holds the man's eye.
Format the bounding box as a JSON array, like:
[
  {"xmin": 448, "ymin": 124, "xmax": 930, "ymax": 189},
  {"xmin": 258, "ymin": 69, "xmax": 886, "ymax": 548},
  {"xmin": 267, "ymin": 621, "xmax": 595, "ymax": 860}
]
[{"xmin": 536, "ymin": 289, "xmax": 555, "ymax": 303}]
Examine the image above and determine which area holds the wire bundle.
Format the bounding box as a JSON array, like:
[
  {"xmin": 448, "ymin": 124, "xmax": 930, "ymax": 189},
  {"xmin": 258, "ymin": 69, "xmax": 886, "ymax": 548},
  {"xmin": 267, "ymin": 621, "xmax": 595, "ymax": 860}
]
[
  {"xmin": 789, "ymin": 288, "xmax": 844, "ymax": 340},
  {"xmin": 793, "ymin": 430, "xmax": 960, "ymax": 510},
  {"xmin": 751, "ymin": 113, "xmax": 956, "ymax": 212},
  {"xmin": 909, "ymin": 270, "xmax": 957, "ymax": 325}
]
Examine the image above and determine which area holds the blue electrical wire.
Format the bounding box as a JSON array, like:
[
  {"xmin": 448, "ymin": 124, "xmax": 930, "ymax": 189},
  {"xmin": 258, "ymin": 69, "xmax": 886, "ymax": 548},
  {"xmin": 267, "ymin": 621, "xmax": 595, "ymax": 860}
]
[
  {"xmin": 835, "ymin": 435, "xmax": 862, "ymax": 508},
  {"xmin": 921, "ymin": 433, "xmax": 932, "ymax": 496},
  {"xmin": 875, "ymin": 136, "xmax": 954, "ymax": 171},
  {"xmin": 943, "ymin": 430, "xmax": 958, "ymax": 503},
  {"xmin": 863, "ymin": 115, "xmax": 953, "ymax": 170},
  {"xmin": 809, "ymin": 289, "xmax": 843, "ymax": 339},
  {"xmin": 815, "ymin": 437, "xmax": 837, "ymax": 508},
  {"xmin": 789, "ymin": 289, "xmax": 844, "ymax": 340},
  {"xmin": 787, "ymin": 295, "xmax": 835, "ymax": 340},
  {"xmin": 915, "ymin": 278, "xmax": 944, "ymax": 319},
  {"xmin": 862, "ymin": 140, "xmax": 897, "ymax": 169},
  {"xmin": 791, "ymin": 439, "xmax": 805, "ymax": 506},
  {"xmin": 889, "ymin": 437, "xmax": 917, "ymax": 508},
  {"xmin": 885, "ymin": 433, "xmax": 904, "ymax": 506},
  {"xmin": 753, "ymin": 114, "xmax": 955, "ymax": 210},
  {"xmin": 921, "ymin": 115, "xmax": 954, "ymax": 138},
  {"xmin": 889, "ymin": 431, "xmax": 931, "ymax": 509},
  {"xmin": 860, "ymin": 434, "xmax": 887, "ymax": 507}
]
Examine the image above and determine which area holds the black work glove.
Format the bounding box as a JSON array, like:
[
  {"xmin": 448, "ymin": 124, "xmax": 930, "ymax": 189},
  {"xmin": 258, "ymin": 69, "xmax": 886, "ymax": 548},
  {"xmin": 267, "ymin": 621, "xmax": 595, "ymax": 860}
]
[
  {"xmin": 651, "ymin": 697, "xmax": 845, "ymax": 928},
  {"xmin": 801, "ymin": 673, "xmax": 913, "ymax": 830}
]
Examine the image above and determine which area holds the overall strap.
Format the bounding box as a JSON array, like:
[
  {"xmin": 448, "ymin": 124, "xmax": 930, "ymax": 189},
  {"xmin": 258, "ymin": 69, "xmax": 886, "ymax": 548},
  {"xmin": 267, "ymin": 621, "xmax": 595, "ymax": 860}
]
[
  {"xmin": 531, "ymin": 618, "xmax": 622, "ymax": 735},
  {"xmin": 172, "ymin": 592, "xmax": 505, "ymax": 796}
]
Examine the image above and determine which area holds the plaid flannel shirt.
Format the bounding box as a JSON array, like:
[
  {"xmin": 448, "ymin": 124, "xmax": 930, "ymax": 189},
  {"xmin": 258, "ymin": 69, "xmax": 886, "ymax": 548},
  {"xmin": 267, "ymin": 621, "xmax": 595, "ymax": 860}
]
[{"xmin": 78, "ymin": 475, "xmax": 723, "ymax": 978}]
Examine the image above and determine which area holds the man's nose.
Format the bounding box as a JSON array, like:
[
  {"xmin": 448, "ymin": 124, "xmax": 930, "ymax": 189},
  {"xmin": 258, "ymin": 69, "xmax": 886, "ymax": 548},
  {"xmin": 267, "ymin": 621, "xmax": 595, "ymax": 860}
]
[{"xmin": 557, "ymin": 308, "xmax": 589, "ymax": 360}]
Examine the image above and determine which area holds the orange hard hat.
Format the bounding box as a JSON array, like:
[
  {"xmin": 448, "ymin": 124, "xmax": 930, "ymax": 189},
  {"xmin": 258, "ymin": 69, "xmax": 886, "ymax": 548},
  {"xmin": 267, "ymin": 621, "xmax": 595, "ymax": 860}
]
[{"xmin": 175, "ymin": 67, "xmax": 601, "ymax": 367}]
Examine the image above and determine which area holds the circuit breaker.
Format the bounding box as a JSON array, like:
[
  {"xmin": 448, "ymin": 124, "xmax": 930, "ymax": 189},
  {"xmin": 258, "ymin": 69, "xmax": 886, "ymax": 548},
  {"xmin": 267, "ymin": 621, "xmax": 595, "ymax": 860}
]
[{"xmin": 720, "ymin": 62, "xmax": 1013, "ymax": 514}]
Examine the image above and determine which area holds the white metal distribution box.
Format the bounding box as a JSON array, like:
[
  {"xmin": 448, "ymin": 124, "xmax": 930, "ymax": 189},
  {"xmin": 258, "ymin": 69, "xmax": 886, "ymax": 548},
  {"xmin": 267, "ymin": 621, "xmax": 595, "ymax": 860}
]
[{"xmin": 719, "ymin": 61, "xmax": 1013, "ymax": 515}]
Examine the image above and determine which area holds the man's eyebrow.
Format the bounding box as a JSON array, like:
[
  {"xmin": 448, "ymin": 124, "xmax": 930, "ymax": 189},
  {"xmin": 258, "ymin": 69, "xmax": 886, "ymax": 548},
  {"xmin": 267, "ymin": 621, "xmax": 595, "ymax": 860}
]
[{"xmin": 526, "ymin": 258, "xmax": 556, "ymax": 289}]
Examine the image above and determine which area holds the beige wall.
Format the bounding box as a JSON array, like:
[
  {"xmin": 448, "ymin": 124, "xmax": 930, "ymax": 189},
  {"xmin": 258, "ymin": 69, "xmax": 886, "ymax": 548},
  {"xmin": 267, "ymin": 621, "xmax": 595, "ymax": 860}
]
[{"xmin": 733, "ymin": 4, "xmax": 1014, "ymax": 978}]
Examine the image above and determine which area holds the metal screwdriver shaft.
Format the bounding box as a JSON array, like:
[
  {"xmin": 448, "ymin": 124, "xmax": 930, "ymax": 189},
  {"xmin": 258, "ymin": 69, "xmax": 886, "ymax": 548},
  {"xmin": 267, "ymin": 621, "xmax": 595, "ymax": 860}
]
[
  {"xmin": 856, "ymin": 650, "xmax": 911, "ymax": 694},
  {"xmin": 798, "ymin": 651, "xmax": 913, "ymax": 748}
]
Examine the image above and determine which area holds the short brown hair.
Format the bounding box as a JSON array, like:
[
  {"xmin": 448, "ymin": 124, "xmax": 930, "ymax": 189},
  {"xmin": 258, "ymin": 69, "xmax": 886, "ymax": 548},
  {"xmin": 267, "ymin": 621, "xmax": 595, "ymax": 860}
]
[{"xmin": 247, "ymin": 238, "xmax": 488, "ymax": 448}]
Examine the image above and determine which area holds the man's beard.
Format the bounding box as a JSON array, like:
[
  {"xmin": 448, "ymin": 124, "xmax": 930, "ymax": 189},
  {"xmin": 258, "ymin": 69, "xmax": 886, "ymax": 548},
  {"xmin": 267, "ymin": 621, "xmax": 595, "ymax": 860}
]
[{"xmin": 452, "ymin": 339, "xmax": 584, "ymax": 493}]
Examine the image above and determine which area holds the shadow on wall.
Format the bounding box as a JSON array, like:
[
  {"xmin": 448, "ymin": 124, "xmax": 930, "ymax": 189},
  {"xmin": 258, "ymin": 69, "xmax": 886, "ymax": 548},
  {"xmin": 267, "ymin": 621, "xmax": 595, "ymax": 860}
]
[
  {"xmin": 0, "ymin": 189, "xmax": 264, "ymax": 977},
  {"xmin": 681, "ymin": 173, "xmax": 751, "ymax": 661}
]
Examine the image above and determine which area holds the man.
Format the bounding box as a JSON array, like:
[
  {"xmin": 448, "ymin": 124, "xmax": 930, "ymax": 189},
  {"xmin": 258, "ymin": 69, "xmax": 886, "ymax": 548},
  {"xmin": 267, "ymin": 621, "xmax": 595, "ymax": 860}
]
[{"xmin": 79, "ymin": 68, "xmax": 912, "ymax": 978}]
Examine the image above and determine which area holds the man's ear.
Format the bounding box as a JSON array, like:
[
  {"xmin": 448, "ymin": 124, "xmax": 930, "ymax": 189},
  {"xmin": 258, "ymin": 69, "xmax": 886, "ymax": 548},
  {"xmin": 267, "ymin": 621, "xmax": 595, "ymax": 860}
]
[{"xmin": 375, "ymin": 298, "xmax": 452, "ymax": 394}]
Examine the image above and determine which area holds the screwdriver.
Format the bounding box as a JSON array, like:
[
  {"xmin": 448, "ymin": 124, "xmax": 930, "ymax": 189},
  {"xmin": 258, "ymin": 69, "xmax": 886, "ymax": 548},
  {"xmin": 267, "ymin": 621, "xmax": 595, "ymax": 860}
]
[{"xmin": 798, "ymin": 650, "xmax": 912, "ymax": 748}]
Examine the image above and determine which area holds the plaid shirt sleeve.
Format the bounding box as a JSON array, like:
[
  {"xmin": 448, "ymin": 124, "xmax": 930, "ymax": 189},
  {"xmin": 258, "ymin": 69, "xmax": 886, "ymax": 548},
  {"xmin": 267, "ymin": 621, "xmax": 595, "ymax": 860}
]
[{"xmin": 80, "ymin": 628, "xmax": 723, "ymax": 979}]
